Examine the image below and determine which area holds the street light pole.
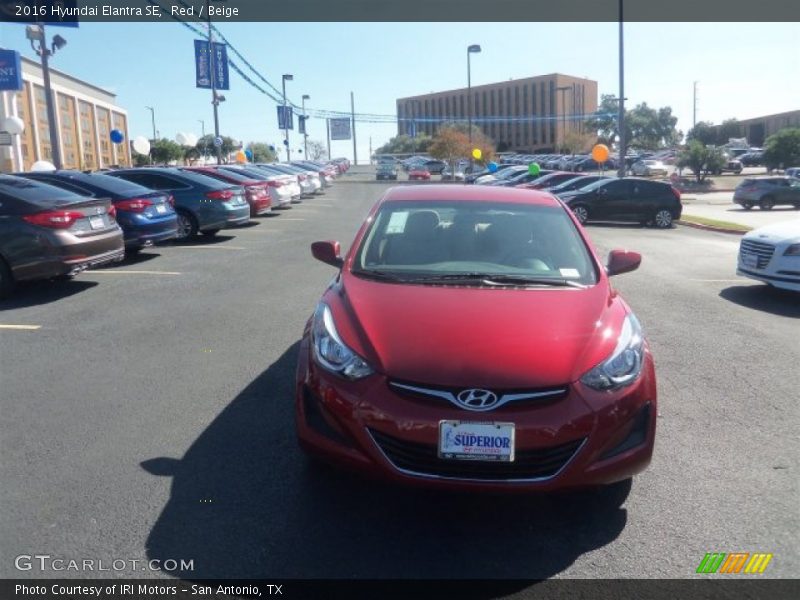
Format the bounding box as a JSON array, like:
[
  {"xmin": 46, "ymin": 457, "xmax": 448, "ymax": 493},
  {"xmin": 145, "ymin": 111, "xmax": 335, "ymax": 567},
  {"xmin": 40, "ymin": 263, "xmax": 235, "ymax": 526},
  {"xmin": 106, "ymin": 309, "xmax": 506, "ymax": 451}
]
[
  {"xmin": 556, "ymin": 86, "xmax": 570, "ymax": 153},
  {"xmin": 198, "ymin": 119, "xmax": 206, "ymax": 161},
  {"xmin": 282, "ymin": 74, "xmax": 293, "ymax": 161},
  {"xmin": 28, "ymin": 24, "xmax": 65, "ymax": 169},
  {"xmin": 467, "ymin": 44, "xmax": 481, "ymax": 146},
  {"xmin": 617, "ymin": 0, "xmax": 627, "ymax": 178},
  {"xmin": 302, "ymin": 94, "xmax": 310, "ymax": 158},
  {"xmin": 206, "ymin": 0, "xmax": 222, "ymax": 165}
]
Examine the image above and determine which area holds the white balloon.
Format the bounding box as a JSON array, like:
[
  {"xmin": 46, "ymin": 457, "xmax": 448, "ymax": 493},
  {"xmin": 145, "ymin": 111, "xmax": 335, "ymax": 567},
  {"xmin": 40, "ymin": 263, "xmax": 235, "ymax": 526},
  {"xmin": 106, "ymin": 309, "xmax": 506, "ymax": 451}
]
[
  {"xmin": 185, "ymin": 133, "xmax": 198, "ymax": 146},
  {"xmin": 132, "ymin": 136, "xmax": 151, "ymax": 155},
  {"xmin": 2, "ymin": 116, "xmax": 25, "ymax": 135},
  {"xmin": 175, "ymin": 132, "xmax": 188, "ymax": 146},
  {"xmin": 31, "ymin": 160, "xmax": 56, "ymax": 172}
]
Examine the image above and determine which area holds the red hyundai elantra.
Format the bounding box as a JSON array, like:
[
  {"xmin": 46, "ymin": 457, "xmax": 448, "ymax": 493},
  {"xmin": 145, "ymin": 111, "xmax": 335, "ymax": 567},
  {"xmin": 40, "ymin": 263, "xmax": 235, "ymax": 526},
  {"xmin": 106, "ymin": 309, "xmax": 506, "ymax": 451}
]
[{"xmin": 296, "ymin": 184, "xmax": 656, "ymax": 494}]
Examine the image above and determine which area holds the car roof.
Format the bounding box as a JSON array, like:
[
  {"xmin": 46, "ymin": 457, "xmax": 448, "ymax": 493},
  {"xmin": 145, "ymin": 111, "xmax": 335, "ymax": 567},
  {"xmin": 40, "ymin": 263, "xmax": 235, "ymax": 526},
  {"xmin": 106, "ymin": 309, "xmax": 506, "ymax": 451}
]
[{"xmin": 380, "ymin": 184, "xmax": 560, "ymax": 207}]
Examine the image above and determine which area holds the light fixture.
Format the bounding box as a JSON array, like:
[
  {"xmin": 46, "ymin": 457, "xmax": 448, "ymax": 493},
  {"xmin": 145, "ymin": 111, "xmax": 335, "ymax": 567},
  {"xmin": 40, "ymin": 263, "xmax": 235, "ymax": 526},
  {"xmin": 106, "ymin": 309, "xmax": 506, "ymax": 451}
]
[{"xmin": 51, "ymin": 34, "xmax": 67, "ymax": 51}]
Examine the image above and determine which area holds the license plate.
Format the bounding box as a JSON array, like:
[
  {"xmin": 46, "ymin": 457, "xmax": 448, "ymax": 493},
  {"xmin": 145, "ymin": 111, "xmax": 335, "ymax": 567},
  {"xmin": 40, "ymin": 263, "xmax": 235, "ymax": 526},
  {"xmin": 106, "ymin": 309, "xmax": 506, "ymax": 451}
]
[
  {"xmin": 742, "ymin": 253, "xmax": 759, "ymax": 268},
  {"xmin": 155, "ymin": 204, "xmax": 167, "ymax": 214},
  {"xmin": 438, "ymin": 421, "xmax": 515, "ymax": 462},
  {"xmin": 89, "ymin": 216, "xmax": 105, "ymax": 230}
]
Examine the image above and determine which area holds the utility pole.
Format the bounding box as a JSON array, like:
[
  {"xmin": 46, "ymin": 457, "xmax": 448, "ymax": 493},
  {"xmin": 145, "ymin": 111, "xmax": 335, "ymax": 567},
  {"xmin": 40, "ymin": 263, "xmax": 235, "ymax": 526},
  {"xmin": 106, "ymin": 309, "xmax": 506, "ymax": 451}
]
[
  {"xmin": 693, "ymin": 81, "xmax": 698, "ymax": 129},
  {"xmin": 617, "ymin": 0, "xmax": 626, "ymax": 179},
  {"xmin": 198, "ymin": 119, "xmax": 206, "ymax": 161},
  {"xmin": 351, "ymin": 91, "xmax": 357, "ymax": 166}
]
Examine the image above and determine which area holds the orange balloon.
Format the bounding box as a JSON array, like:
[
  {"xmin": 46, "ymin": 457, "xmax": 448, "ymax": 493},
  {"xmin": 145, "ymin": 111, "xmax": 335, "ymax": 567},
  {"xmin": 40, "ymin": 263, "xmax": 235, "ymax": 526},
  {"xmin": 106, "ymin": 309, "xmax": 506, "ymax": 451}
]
[{"xmin": 591, "ymin": 144, "xmax": 610, "ymax": 163}]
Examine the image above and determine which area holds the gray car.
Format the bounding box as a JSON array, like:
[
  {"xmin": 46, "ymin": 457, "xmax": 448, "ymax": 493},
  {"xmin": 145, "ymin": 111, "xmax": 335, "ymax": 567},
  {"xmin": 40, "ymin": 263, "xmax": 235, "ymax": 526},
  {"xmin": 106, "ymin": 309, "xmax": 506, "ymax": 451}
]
[
  {"xmin": 0, "ymin": 175, "xmax": 124, "ymax": 298},
  {"xmin": 733, "ymin": 177, "xmax": 800, "ymax": 210}
]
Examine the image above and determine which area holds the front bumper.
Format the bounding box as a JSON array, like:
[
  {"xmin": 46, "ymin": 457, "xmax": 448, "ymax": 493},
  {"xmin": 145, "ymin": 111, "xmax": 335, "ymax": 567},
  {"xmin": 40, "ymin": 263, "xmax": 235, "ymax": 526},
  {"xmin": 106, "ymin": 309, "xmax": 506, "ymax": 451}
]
[
  {"xmin": 295, "ymin": 337, "xmax": 657, "ymax": 492},
  {"xmin": 737, "ymin": 265, "xmax": 800, "ymax": 292}
]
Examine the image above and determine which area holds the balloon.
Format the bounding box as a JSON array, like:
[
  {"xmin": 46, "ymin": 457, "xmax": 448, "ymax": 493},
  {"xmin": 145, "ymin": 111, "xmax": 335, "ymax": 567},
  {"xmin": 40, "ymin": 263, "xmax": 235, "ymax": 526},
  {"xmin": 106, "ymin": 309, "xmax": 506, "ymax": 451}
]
[
  {"xmin": 185, "ymin": 133, "xmax": 198, "ymax": 146},
  {"xmin": 471, "ymin": 148, "xmax": 482, "ymax": 160},
  {"xmin": 591, "ymin": 143, "xmax": 610, "ymax": 163},
  {"xmin": 31, "ymin": 160, "xmax": 56, "ymax": 172},
  {"xmin": 235, "ymin": 150, "xmax": 247, "ymax": 163},
  {"xmin": 2, "ymin": 116, "xmax": 25, "ymax": 135},
  {"xmin": 132, "ymin": 136, "xmax": 151, "ymax": 155},
  {"xmin": 528, "ymin": 162, "xmax": 541, "ymax": 176},
  {"xmin": 269, "ymin": 145, "xmax": 276, "ymax": 152},
  {"xmin": 109, "ymin": 129, "xmax": 124, "ymax": 144},
  {"xmin": 488, "ymin": 162, "xmax": 498, "ymax": 173},
  {"xmin": 244, "ymin": 149, "xmax": 253, "ymax": 160}
]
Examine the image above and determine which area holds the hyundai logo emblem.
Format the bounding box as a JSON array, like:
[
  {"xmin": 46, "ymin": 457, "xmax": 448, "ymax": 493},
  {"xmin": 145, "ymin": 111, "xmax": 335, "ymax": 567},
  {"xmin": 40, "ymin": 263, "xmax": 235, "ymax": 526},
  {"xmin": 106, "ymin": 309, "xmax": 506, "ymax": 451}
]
[{"xmin": 456, "ymin": 388, "xmax": 499, "ymax": 410}]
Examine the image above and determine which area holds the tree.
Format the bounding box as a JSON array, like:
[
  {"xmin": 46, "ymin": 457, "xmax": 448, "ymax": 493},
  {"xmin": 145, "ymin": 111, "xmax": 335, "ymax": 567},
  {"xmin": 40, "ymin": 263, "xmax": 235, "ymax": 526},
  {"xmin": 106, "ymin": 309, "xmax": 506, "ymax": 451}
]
[
  {"xmin": 562, "ymin": 130, "xmax": 596, "ymax": 155},
  {"xmin": 763, "ymin": 128, "xmax": 800, "ymax": 171},
  {"xmin": 677, "ymin": 140, "xmax": 726, "ymax": 183},
  {"xmin": 194, "ymin": 135, "xmax": 237, "ymax": 163},
  {"xmin": 686, "ymin": 121, "xmax": 717, "ymax": 145},
  {"xmin": 246, "ymin": 142, "xmax": 278, "ymax": 163},
  {"xmin": 717, "ymin": 119, "xmax": 742, "ymax": 145},
  {"xmin": 376, "ymin": 133, "xmax": 434, "ymax": 155},
  {"xmin": 305, "ymin": 140, "xmax": 327, "ymax": 161},
  {"xmin": 150, "ymin": 139, "xmax": 185, "ymax": 165},
  {"xmin": 585, "ymin": 96, "xmax": 680, "ymax": 150},
  {"xmin": 585, "ymin": 94, "xmax": 620, "ymax": 146},
  {"xmin": 428, "ymin": 123, "xmax": 495, "ymax": 170}
]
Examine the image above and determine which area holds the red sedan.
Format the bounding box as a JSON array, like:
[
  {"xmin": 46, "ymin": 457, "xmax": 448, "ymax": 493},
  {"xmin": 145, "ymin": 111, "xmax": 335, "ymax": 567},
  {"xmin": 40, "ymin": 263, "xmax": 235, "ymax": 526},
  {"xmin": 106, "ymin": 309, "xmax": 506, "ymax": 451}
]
[
  {"xmin": 296, "ymin": 185, "xmax": 656, "ymax": 496},
  {"xmin": 181, "ymin": 166, "xmax": 271, "ymax": 217},
  {"xmin": 408, "ymin": 167, "xmax": 431, "ymax": 181}
]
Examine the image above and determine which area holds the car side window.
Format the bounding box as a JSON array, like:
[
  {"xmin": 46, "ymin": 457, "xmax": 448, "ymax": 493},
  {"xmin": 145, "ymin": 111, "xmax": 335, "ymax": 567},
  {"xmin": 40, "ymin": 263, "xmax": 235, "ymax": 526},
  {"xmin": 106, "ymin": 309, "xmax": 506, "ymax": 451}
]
[{"xmin": 36, "ymin": 178, "xmax": 95, "ymax": 197}]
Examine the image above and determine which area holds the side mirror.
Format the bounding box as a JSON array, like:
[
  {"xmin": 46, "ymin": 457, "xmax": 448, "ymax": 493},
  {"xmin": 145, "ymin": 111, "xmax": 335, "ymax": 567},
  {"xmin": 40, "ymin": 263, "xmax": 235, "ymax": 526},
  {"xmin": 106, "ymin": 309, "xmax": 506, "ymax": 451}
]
[
  {"xmin": 607, "ymin": 249, "xmax": 641, "ymax": 276},
  {"xmin": 311, "ymin": 240, "xmax": 344, "ymax": 268},
  {"xmin": 597, "ymin": 188, "xmax": 607, "ymax": 195}
]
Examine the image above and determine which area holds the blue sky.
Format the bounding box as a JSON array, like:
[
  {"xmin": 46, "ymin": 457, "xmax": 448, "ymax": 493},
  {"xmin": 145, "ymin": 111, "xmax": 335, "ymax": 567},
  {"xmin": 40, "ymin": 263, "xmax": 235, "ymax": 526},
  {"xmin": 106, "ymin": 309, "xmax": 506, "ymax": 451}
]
[{"xmin": 1, "ymin": 21, "xmax": 798, "ymax": 161}]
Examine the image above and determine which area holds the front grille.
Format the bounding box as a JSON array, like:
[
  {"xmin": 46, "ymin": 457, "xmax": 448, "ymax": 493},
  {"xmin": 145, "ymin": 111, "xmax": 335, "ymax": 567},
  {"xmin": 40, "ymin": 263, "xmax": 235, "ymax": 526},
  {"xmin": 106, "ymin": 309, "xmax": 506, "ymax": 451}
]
[
  {"xmin": 389, "ymin": 380, "xmax": 568, "ymax": 411},
  {"xmin": 369, "ymin": 429, "xmax": 584, "ymax": 481},
  {"xmin": 740, "ymin": 239, "xmax": 775, "ymax": 269}
]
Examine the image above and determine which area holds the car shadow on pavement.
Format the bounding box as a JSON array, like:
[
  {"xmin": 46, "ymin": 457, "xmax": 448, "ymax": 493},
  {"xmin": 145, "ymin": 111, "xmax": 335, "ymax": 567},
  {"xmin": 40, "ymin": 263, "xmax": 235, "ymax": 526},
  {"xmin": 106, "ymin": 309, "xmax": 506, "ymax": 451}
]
[
  {"xmin": 168, "ymin": 234, "xmax": 237, "ymax": 246},
  {"xmin": 141, "ymin": 342, "xmax": 627, "ymax": 589},
  {"xmin": 719, "ymin": 284, "xmax": 800, "ymax": 318},
  {"xmin": 95, "ymin": 252, "xmax": 161, "ymax": 268},
  {"xmin": 0, "ymin": 278, "xmax": 98, "ymax": 309}
]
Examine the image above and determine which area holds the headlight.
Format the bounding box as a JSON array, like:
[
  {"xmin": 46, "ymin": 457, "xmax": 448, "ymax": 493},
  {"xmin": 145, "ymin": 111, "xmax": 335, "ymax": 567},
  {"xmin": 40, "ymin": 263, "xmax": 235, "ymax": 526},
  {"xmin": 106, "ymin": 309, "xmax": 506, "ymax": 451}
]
[
  {"xmin": 581, "ymin": 314, "xmax": 645, "ymax": 391},
  {"xmin": 311, "ymin": 303, "xmax": 374, "ymax": 380},
  {"xmin": 783, "ymin": 244, "xmax": 800, "ymax": 256}
]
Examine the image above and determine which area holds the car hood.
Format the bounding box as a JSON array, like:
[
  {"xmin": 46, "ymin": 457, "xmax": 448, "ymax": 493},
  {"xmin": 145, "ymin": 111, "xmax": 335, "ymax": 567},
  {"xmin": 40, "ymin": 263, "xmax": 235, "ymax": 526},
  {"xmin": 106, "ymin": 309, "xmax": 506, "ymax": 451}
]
[
  {"xmin": 327, "ymin": 275, "xmax": 625, "ymax": 389},
  {"xmin": 744, "ymin": 219, "xmax": 800, "ymax": 243}
]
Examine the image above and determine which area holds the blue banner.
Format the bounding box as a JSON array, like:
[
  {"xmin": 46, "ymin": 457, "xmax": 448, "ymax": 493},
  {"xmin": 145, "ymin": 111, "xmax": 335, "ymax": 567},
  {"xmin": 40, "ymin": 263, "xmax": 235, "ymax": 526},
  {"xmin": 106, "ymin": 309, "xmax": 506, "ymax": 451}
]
[
  {"xmin": 278, "ymin": 106, "xmax": 294, "ymax": 130},
  {"xmin": 298, "ymin": 115, "xmax": 306, "ymax": 135},
  {"xmin": 0, "ymin": 49, "xmax": 23, "ymax": 91},
  {"xmin": 194, "ymin": 40, "xmax": 229, "ymax": 91}
]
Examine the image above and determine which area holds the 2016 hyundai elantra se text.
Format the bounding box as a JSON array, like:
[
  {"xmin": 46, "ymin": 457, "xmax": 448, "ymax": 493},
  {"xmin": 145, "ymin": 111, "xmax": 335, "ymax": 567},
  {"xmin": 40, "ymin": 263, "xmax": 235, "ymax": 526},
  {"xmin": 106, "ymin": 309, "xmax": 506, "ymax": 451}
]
[{"xmin": 295, "ymin": 185, "xmax": 656, "ymax": 495}]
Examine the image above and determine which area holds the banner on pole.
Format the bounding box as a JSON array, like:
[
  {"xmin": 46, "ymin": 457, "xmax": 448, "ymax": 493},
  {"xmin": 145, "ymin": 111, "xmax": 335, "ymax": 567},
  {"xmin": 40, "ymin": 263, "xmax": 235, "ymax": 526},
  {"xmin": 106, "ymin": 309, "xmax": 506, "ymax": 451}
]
[
  {"xmin": 278, "ymin": 106, "xmax": 294, "ymax": 130},
  {"xmin": 194, "ymin": 40, "xmax": 229, "ymax": 90},
  {"xmin": 329, "ymin": 118, "xmax": 351, "ymax": 141}
]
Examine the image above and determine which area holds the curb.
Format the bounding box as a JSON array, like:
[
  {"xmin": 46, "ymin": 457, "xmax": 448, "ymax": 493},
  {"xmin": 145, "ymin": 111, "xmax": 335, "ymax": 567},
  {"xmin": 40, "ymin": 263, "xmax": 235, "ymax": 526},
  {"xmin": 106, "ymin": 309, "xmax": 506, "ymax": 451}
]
[{"xmin": 676, "ymin": 220, "xmax": 749, "ymax": 235}]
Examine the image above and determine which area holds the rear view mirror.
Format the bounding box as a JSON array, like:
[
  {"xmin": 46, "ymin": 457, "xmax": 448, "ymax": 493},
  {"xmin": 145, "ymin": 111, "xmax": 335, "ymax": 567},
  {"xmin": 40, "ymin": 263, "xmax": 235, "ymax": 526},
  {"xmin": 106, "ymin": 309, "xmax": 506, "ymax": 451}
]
[
  {"xmin": 607, "ymin": 249, "xmax": 641, "ymax": 276},
  {"xmin": 311, "ymin": 240, "xmax": 344, "ymax": 268}
]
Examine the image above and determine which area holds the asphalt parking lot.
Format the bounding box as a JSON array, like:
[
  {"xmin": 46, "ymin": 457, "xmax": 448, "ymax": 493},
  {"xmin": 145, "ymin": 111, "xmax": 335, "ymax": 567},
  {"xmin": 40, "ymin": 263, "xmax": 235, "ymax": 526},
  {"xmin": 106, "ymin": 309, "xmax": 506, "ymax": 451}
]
[{"xmin": 1, "ymin": 170, "xmax": 797, "ymax": 583}]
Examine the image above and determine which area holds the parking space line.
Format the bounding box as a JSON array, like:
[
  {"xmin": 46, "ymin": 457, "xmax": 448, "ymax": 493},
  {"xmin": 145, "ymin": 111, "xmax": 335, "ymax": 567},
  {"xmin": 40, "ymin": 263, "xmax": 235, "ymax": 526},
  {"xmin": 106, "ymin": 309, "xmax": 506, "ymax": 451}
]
[
  {"xmin": 276, "ymin": 218, "xmax": 306, "ymax": 221},
  {"xmin": 168, "ymin": 245, "xmax": 247, "ymax": 250},
  {"xmin": 0, "ymin": 324, "xmax": 42, "ymax": 330},
  {"xmin": 90, "ymin": 270, "xmax": 182, "ymax": 275},
  {"xmin": 689, "ymin": 279, "xmax": 744, "ymax": 282}
]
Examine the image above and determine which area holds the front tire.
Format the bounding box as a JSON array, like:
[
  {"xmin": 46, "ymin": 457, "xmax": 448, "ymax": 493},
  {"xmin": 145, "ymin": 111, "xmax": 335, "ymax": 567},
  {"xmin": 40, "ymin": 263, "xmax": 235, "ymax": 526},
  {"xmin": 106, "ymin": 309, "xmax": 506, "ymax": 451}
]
[
  {"xmin": 743, "ymin": 202, "xmax": 753, "ymax": 210},
  {"xmin": 175, "ymin": 210, "xmax": 198, "ymax": 240},
  {"xmin": 0, "ymin": 258, "xmax": 15, "ymax": 300},
  {"xmin": 201, "ymin": 229, "xmax": 220, "ymax": 237},
  {"xmin": 654, "ymin": 208, "xmax": 674, "ymax": 228},
  {"xmin": 572, "ymin": 204, "xmax": 589, "ymax": 224},
  {"xmin": 760, "ymin": 196, "xmax": 775, "ymax": 210}
]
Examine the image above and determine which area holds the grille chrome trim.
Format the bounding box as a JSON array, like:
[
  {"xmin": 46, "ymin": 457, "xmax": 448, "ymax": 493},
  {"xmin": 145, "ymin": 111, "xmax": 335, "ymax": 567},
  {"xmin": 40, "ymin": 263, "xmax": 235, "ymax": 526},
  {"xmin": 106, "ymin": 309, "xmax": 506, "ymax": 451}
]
[
  {"xmin": 740, "ymin": 239, "xmax": 775, "ymax": 270},
  {"xmin": 367, "ymin": 428, "xmax": 586, "ymax": 483},
  {"xmin": 389, "ymin": 381, "xmax": 567, "ymax": 412}
]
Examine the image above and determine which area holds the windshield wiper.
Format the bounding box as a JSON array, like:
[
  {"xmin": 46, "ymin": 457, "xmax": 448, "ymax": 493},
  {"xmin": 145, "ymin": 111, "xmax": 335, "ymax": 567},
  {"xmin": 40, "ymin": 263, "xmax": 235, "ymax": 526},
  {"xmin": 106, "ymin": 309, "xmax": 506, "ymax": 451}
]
[
  {"xmin": 350, "ymin": 269, "xmax": 406, "ymax": 282},
  {"xmin": 406, "ymin": 273, "xmax": 587, "ymax": 288}
]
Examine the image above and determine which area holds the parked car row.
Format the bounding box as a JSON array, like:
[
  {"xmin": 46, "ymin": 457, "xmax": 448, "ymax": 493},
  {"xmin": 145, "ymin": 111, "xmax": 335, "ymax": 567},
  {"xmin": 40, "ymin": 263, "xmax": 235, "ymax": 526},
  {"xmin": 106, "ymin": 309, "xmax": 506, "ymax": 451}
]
[{"xmin": 0, "ymin": 159, "xmax": 343, "ymax": 299}]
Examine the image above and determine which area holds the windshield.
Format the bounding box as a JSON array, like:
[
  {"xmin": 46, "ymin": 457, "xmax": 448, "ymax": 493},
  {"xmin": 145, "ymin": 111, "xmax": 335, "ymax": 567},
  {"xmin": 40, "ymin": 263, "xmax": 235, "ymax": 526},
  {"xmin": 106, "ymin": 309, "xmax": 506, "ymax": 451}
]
[{"xmin": 353, "ymin": 200, "xmax": 598, "ymax": 286}]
